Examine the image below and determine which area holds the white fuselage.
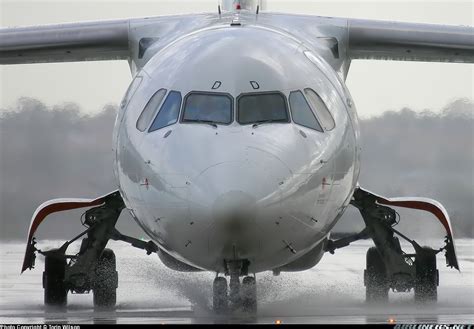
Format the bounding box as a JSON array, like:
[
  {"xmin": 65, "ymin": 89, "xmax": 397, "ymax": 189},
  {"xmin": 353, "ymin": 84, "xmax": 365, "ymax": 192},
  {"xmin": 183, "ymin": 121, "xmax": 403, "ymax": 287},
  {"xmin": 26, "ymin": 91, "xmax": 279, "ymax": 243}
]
[{"xmin": 113, "ymin": 21, "xmax": 361, "ymax": 274}]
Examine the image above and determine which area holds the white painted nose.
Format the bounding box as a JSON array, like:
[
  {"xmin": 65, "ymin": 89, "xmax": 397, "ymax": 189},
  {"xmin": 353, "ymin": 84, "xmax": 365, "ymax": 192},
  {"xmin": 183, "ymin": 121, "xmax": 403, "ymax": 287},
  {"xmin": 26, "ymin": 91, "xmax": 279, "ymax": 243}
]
[
  {"xmin": 212, "ymin": 190, "xmax": 257, "ymax": 233},
  {"xmin": 188, "ymin": 159, "xmax": 289, "ymax": 260},
  {"xmin": 210, "ymin": 190, "xmax": 259, "ymax": 259}
]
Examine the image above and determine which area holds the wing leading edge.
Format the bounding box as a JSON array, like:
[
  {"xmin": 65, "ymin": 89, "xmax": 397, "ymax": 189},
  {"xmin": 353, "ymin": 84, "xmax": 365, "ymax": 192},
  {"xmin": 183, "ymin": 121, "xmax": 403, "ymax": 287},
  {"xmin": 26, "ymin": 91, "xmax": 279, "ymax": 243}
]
[
  {"xmin": 0, "ymin": 19, "xmax": 130, "ymax": 64},
  {"xmin": 347, "ymin": 18, "xmax": 474, "ymax": 63},
  {"xmin": 1, "ymin": 14, "xmax": 473, "ymax": 65}
]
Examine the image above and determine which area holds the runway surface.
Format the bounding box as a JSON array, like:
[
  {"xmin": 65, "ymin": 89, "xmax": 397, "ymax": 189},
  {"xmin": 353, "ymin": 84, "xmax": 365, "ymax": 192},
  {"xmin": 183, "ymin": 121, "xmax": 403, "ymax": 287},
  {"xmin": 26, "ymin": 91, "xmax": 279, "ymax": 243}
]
[{"xmin": 0, "ymin": 239, "xmax": 473, "ymax": 324}]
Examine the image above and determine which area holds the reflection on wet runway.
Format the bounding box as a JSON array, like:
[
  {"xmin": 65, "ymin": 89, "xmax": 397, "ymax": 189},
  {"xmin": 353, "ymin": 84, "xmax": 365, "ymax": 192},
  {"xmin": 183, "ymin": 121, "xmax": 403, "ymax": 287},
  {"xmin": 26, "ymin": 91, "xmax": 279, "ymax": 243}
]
[{"xmin": 1, "ymin": 240, "xmax": 473, "ymax": 324}]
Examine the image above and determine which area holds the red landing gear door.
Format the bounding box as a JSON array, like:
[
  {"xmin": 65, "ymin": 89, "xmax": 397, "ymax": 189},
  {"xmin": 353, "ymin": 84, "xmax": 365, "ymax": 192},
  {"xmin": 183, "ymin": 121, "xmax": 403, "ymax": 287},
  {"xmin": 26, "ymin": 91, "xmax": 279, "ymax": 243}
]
[
  {"xmin": 358, "ymin": 187, "xmax": 459, "ymax": 271},
  {"xmin": 21, "ymin": 190, "xmax": 119, "ymax": 273}
]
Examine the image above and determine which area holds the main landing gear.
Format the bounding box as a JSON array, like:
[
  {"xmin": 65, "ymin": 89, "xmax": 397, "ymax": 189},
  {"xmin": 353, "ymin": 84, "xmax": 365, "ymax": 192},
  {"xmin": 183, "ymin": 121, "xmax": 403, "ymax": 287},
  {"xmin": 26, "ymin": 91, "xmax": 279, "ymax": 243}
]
[
  {"xmin": 363, "ymin": 242, "xmax": 439, "ymax": 303},
  {"xmin": 22, "ymin": 191, "xmax": 159, "ymax": 309},
  {"xmin": 213, "ymin": 260, "xmax": 257, "ymax": 314},
  {"xmin": 325, "ymin": 187, "xmax": 458, "ymax": 304}
]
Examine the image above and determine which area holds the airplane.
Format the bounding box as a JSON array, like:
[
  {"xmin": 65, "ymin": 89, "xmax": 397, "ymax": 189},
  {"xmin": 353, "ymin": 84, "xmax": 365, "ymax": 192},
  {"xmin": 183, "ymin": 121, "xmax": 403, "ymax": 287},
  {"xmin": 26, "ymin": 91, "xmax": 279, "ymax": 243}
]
[{"xmin": 1, "ymin": 0, "xmax": 472, "ymax": 313}]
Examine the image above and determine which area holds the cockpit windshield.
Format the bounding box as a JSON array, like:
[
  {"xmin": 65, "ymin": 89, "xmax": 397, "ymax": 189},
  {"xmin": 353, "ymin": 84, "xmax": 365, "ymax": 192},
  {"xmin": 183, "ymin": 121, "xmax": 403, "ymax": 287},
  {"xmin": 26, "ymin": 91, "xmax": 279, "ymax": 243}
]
[
  {"xmin": 237, "ymin": 92, "xmax": 289, "ymax": 125},
  {"xmin": 182, "ymin": 92, "xmax": 233, "ymax": 125}
]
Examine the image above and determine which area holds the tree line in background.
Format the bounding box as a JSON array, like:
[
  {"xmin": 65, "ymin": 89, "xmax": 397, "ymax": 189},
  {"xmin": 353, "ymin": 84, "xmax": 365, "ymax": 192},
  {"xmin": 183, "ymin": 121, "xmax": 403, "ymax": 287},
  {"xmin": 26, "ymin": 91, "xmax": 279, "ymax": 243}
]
[{"xmin": 0, "ymin": 97, "xmax": 472, "ymax": 240}]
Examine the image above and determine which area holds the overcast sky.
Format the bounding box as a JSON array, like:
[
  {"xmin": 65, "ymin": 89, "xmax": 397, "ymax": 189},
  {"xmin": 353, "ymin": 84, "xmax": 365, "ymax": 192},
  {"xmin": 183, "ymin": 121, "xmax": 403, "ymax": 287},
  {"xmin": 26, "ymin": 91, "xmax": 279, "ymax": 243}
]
[{"xmin": 0, "ymin": 0, "xmax": 473, "ymax": 118}]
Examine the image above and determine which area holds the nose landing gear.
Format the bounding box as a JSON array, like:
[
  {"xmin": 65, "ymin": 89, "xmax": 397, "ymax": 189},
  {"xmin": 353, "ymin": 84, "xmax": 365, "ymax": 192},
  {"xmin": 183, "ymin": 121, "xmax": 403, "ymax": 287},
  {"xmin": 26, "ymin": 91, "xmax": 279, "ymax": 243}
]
[
  {"xmin": 213, "ymin": 276, "xmax": 228, "ymax": 313},
  {"xmin": 213, "ymin": 259, "xmax": 257, "ymax": 314},
  {"xmin": 212, "ymin": 275, "xmax": 257, "ymax": 314},
  {"xmin": 241, "ymin": 276, "xmax": 257, "ymax": 313}
]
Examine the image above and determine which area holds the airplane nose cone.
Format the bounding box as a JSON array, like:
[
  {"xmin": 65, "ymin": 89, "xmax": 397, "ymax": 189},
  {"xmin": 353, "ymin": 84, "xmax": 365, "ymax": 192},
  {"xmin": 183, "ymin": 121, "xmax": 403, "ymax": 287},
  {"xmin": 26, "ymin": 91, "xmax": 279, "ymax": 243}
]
[
  {"xmin": 188, "ymin": 158, "xmax": 290, "ymax": 260},
  {"xmin": 212, "ymin": 190, "xmax": 257, "ymax": 234}
]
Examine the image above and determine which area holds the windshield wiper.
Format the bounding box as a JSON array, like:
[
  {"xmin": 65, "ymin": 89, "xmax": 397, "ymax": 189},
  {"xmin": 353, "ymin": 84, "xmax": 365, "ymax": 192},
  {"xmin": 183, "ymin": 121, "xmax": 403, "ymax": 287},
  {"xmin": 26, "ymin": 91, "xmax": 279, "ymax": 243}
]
[
  {"xmin": 252, "ymin": 119, "xmax": 288, "ymax": 128},
  {"xmin": 184, "ymin": 119, "xmax": 218, "ymax": 128}
]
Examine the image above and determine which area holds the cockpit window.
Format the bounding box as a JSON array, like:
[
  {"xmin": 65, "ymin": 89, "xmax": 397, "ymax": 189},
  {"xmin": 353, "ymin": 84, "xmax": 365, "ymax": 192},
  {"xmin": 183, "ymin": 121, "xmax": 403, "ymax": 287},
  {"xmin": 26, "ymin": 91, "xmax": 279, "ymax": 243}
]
[
  {"xmin": 148, "ymin": 90, "xmax": 182, "ymax": 132},
  {"xmin": 136, "ymin": 88, "xmax": 167, "ymax": 132},
  {"xmin": 237, "ymin": 92, "xmax": 289, "ymax": 125},
  {"xmin": 304, "ymin": 88, "xmax": 335, "ymax": 131},
  {"xmin": 289, "ymin": 91, "xmax": 323, "ymax": 132},
  {"xmin": 182, "ymin": 92, "xmax": 233, "ymax": 125}
]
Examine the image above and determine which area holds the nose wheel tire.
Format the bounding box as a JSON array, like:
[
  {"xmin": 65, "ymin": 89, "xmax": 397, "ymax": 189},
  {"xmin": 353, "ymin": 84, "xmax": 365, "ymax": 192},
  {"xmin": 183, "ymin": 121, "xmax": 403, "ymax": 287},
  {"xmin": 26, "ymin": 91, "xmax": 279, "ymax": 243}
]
[
  {"xmin": 93, "ymin": 248, "xmax": 118, "ymax": 309},
  {"xmin": 364, "ymin": 246, "xmax": 389, "ymax": 303},
  {"xmin": 241, "ymin": 276, "xmax": 257, "ymax": 313},
  {"xmin": 213, "ymin": 277, "xmax": 228, "ymax": 313},
  {"xmin": 43, "ymin": 255, "xmax": 68, "ymax": 306},
  {"xmin": 414, "ymin": 246, "xmax": 438, "ymax": 303}
]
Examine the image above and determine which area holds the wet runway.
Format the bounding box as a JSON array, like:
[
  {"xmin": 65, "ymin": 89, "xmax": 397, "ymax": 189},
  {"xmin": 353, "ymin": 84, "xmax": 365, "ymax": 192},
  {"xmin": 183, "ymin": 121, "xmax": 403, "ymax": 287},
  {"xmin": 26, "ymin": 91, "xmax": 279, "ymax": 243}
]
[{"xmin": 1, "ymin": 239, "xmax": 473, "ymax": 324}]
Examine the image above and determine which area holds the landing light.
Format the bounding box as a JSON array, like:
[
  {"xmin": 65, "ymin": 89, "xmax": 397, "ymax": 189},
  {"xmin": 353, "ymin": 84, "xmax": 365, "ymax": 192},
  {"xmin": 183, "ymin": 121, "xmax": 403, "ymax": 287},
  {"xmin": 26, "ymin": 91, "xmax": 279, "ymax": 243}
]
[
  {"xmin": 388, "ymin": 317, "xmax": 396, "ymax": 324},
  {"xmin": 275, "ymin": 319, "xmax": 282, "ymax": 325}
]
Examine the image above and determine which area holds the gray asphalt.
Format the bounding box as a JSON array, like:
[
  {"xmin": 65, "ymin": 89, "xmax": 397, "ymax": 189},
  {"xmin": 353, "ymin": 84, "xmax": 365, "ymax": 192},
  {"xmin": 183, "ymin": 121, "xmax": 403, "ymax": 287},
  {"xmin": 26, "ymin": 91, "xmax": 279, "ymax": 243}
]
[{"xmin": 1, "ymin": 239, "xmax": 473, "ymax": 324}]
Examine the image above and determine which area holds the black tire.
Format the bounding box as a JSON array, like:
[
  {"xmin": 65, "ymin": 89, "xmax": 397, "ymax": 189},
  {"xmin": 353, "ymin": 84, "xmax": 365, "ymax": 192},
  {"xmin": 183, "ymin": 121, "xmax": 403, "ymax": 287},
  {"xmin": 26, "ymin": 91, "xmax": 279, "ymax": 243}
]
[
  {"xmin": 43, "ymin": 255, "xmax": 68, "ymax": 306},
  {"xmin": 241, "ymin": 276, "xmax": 257, "ymax": 313},
  {"xmin": 213, "ymin": 277, "xmax": 228, "ymax": 313},
  {"xmin": 93, "ymin": 248, "xmax": 118, "ymax": 309},
  {"xmin": 365, "ymin": 247, "xmax": 389, "ymax": 303},
  {"xmin": 414, "ymin": 246, "xmax": 438, "ymax": 303}
]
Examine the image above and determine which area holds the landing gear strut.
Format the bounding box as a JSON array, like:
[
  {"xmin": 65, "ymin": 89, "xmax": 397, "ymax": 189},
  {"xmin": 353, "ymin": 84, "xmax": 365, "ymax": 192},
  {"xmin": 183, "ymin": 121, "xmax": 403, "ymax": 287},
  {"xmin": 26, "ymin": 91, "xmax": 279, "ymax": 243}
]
[
  {"xmin": 325, "ymin": 187, "xmax": 458, "ymax": 303},
  {"xmin": 22, "ymin": 190, "xmax": 160, "ymax": 309},
  {"xmin": 228, "ymin": 261, "xmax": 242, "ymax": 310}
]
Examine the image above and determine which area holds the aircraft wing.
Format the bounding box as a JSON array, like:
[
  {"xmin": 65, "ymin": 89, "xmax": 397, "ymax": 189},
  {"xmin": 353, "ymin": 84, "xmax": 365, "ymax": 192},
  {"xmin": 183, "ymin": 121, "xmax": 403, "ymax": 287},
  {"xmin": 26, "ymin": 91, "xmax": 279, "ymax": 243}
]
[
  {"xmin": 2, "ymin": 13, "xmax": 472, "ymax": 65},
  {"xmin": 0, "ymin": 19, "xmax": 130, "ymax": 64},
  {"xmin": 347, "ymin": 18, "xmax": 474, "ymax": 63},
  {"xmin": 0, "ymin": 13, "xmax": 217, "ymax": 68}
]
